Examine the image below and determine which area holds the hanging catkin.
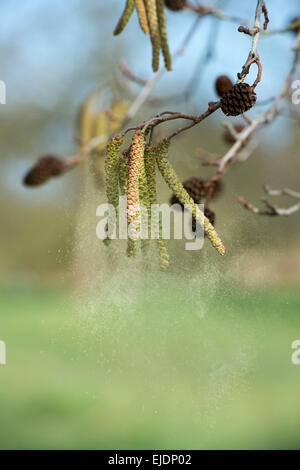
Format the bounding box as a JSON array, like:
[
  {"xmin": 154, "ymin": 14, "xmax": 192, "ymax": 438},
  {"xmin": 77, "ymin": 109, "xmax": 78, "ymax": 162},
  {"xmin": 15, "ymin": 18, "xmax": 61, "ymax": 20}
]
[
  {"xmin": 156, "ymin": 0, "xmax": 172, "ymax": 70},
  {"xmin": 127, "ymin": 131, "xmax": 145, "ymax": 257},
  {"xmin": 119, "ymin": 148, "xmax": 130, "ymax": 195},
  {"xmin": 114, "ymin": 0, "xmax": 135, "ymax": 35},
  {"xmin": 144, "ymin": 0, "xmax": 161, "ymax": 72},
  {"xmin": 139, "ymin": 152, "xmax": 151, "ymax": 253},
  {"xmin": 104, "ymin": 136, "xmax": 123, "ymax": 241},
  {"xmin": 135, "ymin": 0, "xmax": 150, "ymax": 34},
  {"xmin": 144, "ymin": 146, "xmax": 169, "ymax": 270},
  {"xmin": 155, "ymin": 140, "xmax": 226, "ymax": 256}
]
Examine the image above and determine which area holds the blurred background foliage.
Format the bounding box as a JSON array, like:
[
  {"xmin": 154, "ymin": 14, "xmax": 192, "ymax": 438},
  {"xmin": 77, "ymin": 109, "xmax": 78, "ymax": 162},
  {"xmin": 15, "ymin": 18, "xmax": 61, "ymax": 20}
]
[{"xmin": 0, "ymin": 0, "xmax": 300, "ymax": 450}]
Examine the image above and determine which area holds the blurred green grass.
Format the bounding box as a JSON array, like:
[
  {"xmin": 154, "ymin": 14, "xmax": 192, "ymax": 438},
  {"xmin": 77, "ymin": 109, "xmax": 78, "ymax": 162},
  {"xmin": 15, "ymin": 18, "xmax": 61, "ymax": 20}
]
[{"xmin": 0, "ymin": 284, "xmax": 300, "ymax": 450}]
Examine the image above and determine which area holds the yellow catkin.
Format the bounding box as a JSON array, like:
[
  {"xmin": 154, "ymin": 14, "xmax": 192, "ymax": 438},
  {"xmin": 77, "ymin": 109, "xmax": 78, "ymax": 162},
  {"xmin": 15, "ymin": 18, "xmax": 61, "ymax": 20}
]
[
  {"xmin": 114, "ymin": 0, "xmax": 135, "ymax": 35},
  {"xmin": 104, "ymin": 136, "xmax": 123, "ymax": 243},
  {"xmin": 144, "ymin": 146, "xmax": 169, "ymax": 270},
  {"xmin": 135, "ymin": 0, "xmax": 150, "ymax": 34},
  {"xmin": 139, "ymin": 151, "xmax": 151, "ymax": 254},
  {"xmin": 144, "ymin": 0, "xmax": 161, "ymax": 72},
  {"xmin": 156, "ymin": 0, "xmax": 172, "ymax": 71},
  {"xmin": 127, "ymin": 132, "xmax": 145, "ymax": 257},
  {"xmin": 119, "ymin": 148, "xmax": 130, "ymax": 196},
  {"xmin": 157, "ymin": 238, "xmax": 169, "ymax": 270},
  {"xmin": 155, "ymin": 140, "xmax": 226, "ymax": 256}
]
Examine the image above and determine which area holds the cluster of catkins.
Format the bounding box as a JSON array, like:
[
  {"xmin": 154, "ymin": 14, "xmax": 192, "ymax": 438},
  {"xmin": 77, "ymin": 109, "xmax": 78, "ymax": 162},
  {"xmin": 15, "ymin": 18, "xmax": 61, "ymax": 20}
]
[
  {"xmin": 113, "ymin": 0, "xmax": 186, "ymax": 71},
  {"xmin": 104, "ymin": 131, "xmax": 226, "ymax": 270}
]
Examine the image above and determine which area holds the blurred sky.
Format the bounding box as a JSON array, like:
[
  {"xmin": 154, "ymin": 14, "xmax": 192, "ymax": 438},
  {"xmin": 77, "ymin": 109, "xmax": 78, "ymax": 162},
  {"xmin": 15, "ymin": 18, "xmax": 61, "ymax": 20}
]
[{"xmin": 0, "ymin": 0, "xmax": 298, "ymax": 105}]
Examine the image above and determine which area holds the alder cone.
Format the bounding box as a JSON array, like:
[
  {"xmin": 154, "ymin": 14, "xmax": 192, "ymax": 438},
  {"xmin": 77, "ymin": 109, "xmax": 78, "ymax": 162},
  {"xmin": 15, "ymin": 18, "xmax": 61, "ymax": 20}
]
[
  {"xmin": 215, "ymin": 75, "xmax": 233, "ymax": 98},
  {"xmin": 223, "ymin": 124, "xmax": 245, "ymax": 144},
  {"xmin": 165, "ymin": 0, "xmax": 186, "ymax": 11},
  {"xmin": 220, "ymin": 83, "xmax": 257, "ymax": 116},
  {"xmin": 23, "ymin": 155, "xmax": 65, "ymax": 187},
  {"xmin": 170, "ymin": 177, "xmax": 223, "ymax": 207}
]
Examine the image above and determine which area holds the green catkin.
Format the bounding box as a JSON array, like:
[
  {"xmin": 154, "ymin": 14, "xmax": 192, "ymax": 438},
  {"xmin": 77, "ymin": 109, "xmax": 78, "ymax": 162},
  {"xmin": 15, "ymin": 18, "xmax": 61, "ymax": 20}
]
[
  {"xmin": 114, "ymin": 0, "xmax": 135, "ymax": 35},
  {"xmin": 144, "ymin": 146, "xmax": 156, "ymax": 205},
  {"xmin": 157, "ymin": 238, "xmax": 170, "ymax": 270},
  {"xmin": 144, "ymin": 146, "xmax": 156, "ymax": 251},
  {"xmin": 119, "ymin": 148, "xmax": 130, "ymax": 195},
  {"xmin": 144, "ymin": 146, "xmax": 169, "ymax": 270},
  {"xmin": 156, "ymin": 0, "xmax": 172, "ymax": 71},
  {"xmin": 104, "ymin": 136, "xmax": 123, "ymax": 243},
  {"xmin": 155, "ymin": 140, "xmax": 226, "ymax": 256},
  {"xmin": 139, "ymin": 154, "xmax": 151, "ymax": 254},
  {"xmin": 135, "ymin": 0, "xmax": 150, "ymax": 34},
  {"xmin": 127, "ymin": 131, "xmax": 145, "ymax": 257},
  {"xmin": 144, "ymin": 0, "xmax": 161, "ymax": 72}
]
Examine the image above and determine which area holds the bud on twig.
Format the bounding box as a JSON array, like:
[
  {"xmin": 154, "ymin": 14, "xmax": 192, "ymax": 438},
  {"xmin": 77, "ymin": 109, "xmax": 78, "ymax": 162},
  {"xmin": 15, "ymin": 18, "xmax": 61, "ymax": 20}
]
[{"xmin": 215, "ymin": 75, "xmax": 233, "ymax": 98}]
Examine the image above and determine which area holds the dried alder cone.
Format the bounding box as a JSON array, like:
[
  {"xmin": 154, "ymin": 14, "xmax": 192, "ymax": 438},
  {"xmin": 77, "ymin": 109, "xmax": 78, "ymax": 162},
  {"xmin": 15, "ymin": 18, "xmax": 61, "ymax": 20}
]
[
  {"xmin": 23, "ymin": 155, "xmax": 65, "ymax": 187},
  {"xmin": 215, "ymin": 75, "xmax": 233, "ymax": 98},
  {"xmin": 164, "ymin": 0, "xmax": 186, "ymax": 11},
  {"xmin": 220, "ymin": 83, "xmax": 257, "ymax": 116}
]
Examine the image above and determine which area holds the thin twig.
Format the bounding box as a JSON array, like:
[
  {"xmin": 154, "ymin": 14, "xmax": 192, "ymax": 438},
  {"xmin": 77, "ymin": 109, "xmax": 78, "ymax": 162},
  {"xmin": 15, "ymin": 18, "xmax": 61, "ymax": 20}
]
[
  {"xmin": 238, "ymin": 196, "xmax": 300, "ymax": 216},
  {"xmin": 184, "ymin": 1, "xmax": 249, "ymax": 25},
  {"xmin": 263, "ymin": 185, "xmax": 300, "ymax": 200}
]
